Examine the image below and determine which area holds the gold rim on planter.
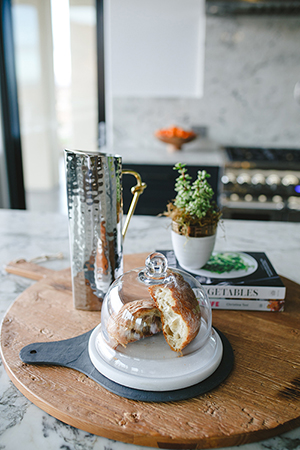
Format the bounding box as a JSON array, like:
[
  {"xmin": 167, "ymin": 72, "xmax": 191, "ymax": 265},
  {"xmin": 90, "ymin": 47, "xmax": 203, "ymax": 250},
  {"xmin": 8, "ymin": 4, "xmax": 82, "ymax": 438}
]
[{"xmin": 171, "ymin": 221, "xmax": 218, "ymax": 238}]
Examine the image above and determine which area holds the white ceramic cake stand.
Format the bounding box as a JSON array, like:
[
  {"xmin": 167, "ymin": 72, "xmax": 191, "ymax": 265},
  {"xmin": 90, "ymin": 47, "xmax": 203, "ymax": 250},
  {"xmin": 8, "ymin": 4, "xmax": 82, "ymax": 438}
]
[{"xmin": 88, "ymin": 320, "xmax": 223, "ymax": 392}]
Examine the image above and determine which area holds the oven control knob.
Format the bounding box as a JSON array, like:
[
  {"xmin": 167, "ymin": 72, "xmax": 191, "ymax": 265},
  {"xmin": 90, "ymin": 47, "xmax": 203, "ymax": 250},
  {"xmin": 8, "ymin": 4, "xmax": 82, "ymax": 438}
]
[
  {"xmin": 272, "ymin": 195, "xmax": 283, "ymax": 203},
  {"xmin": 236, "ymin": 173, "xmax": 251, "ymax": 185},
  {"xmin": 230, "ymin": 193, "xmax": 240, "ymax": 201},
  {"xmin": 244, "ymin": 194, "xmax": 253, "ymax": 202},
  {"xmin": 272, "ymin": 195, "xmax": 284, "ymax": 210},
  {"xmin": 266, "ymin": 174, "xmax": 281, "ymax": 186},
  {"xmin": 221, "ymin": 172, "xmax": 236, "ymax": 184},
  {"xmin": 258, "ymin": 194, "xmax": 267, "ymax": 203},
  {"xmin": 251, "ymin": 173, "xmax": 265, "ymax": 185},
  {"xmin": 282, "ymin": 174, "xmax": 299, "ymax": 186},
  {"xmin": 288, "ymin": 196, "xmax": 300, "ymax": 210}
]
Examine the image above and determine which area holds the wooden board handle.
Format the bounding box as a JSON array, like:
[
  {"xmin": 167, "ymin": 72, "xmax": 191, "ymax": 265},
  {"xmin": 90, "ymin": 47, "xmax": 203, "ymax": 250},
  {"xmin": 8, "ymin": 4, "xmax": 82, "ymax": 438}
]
[
  {"xmin": 5, "ymin": 260, "xmax": 55, "ymax": 281},
  {"xmin": 5, "ymin": 252, "xmax": 149, "ymax": 283}
]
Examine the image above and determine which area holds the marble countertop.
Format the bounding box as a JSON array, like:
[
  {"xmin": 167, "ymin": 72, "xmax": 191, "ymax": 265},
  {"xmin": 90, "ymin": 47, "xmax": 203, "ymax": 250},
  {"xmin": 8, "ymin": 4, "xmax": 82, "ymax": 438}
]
[
  {"xmin": 0, "ymin": 209, "xmax": 299, "ymax": 450},
  {"xmin": 106, "ymin": 138, "xmax": 226, "ymax": 167}
]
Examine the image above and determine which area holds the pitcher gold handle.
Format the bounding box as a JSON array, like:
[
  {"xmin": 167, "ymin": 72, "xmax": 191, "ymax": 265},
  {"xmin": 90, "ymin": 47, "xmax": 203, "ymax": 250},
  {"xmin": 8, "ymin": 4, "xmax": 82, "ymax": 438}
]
[{"xmin": 122, "ymin": 169, "xmax": 147, "ymax": 240}]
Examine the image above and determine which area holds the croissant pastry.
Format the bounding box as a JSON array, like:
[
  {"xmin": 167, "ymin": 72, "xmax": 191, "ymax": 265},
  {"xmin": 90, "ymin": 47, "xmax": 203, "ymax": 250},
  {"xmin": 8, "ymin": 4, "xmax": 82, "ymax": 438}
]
[
  {"xmin": 106, "ymin": 299, "xmax": 162, "ymax": 349},
  {"xmin": 148, "ymin": 272, "xmax": 201, "ymax": 352}
]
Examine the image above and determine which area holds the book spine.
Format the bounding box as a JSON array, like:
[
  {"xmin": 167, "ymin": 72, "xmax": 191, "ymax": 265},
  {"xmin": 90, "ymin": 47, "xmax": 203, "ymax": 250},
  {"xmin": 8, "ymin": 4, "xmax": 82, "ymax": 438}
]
[
  {"xmin": 210, "ymin": 299, "xmax": 285, "ymax": 311},
  {"xmin": 204, "ymin": 285, "xmax": 286, "ymax": 300}
]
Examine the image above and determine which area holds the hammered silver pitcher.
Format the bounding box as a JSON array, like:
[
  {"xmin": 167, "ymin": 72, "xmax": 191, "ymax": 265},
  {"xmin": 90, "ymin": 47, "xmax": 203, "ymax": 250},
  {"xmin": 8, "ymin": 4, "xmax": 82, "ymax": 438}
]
[{"xmin": 65, "ymin": 149, "xmax": 146, "ymax": 310}]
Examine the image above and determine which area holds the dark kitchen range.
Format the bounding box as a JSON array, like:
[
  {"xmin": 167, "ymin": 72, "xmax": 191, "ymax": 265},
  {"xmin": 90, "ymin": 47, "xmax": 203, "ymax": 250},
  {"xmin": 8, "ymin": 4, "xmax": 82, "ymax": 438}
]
[{"xmin": 219, "ymin": 147, "xmax": 300, "ymax": 222}]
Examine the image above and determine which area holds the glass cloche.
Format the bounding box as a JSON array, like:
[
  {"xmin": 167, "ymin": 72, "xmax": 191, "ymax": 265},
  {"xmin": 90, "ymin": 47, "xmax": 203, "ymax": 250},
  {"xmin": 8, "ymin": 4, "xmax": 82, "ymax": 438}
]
[{"xmin": 88, "ymin": 252, "xmax": 223, "ymax": 391}]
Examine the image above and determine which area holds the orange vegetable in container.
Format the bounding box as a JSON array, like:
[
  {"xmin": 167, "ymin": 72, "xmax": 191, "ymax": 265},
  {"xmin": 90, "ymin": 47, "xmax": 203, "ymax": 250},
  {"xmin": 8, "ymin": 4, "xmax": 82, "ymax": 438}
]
[{"xmin": 155, "ymin": 125, "xmax": 197, "ymax": 153}]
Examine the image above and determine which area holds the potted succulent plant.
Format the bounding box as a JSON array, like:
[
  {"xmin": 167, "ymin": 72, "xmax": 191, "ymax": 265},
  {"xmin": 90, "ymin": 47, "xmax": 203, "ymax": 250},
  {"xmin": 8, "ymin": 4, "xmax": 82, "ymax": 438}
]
[{"xmin": 164, "ymin": 163, "xmax": 222, "ymax": 271}]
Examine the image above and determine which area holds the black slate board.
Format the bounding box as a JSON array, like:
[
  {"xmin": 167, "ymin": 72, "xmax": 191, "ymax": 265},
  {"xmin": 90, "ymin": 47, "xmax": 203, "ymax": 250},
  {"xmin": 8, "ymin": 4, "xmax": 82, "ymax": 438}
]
[{"xmin": 20, "ymin": 328, "xmax": 234, "ymax": 402}]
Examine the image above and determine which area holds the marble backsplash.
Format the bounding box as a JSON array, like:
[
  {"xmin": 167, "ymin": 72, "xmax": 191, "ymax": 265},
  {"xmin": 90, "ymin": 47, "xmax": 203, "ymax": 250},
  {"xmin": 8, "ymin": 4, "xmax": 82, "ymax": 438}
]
[{"xmin": 111, "ymin": 15, "xmax": 300, "ymax": 152}]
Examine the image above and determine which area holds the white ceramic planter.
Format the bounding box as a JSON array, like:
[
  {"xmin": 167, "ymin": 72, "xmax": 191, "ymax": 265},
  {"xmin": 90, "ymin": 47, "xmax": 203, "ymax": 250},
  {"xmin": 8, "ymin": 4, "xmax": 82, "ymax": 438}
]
[{"xmin": 171, "ymin": 230, "xmax": 216, "ymax": 271}]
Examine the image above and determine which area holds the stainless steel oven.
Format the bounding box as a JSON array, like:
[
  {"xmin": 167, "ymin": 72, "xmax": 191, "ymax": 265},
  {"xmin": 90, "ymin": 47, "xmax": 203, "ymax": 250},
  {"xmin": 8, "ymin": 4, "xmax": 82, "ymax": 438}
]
[
  {"xmin": 220, "ymin": 147, "xmax": 300, "ymax": 222},
  {"xmin": 206, "ymin": 0, "xmax": 300, "ymax": 16}
]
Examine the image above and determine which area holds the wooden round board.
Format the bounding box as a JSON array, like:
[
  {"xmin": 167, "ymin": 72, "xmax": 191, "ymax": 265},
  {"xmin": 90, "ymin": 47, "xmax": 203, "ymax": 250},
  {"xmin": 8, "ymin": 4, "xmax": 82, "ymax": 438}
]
[{"xmin": 1, "ymin": 253, "xmax": 300, "ymax": 449}]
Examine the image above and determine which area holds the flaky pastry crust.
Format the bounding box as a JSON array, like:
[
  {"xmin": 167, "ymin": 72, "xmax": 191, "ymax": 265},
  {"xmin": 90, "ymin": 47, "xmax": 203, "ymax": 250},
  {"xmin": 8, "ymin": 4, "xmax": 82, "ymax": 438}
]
[
  {"xmin": 148, "ymin": 272, "xmax": 201, "ymax": 352},
  {"xmin": 106, "ymin": 299, "xmax": 162, "ymax": 349}
]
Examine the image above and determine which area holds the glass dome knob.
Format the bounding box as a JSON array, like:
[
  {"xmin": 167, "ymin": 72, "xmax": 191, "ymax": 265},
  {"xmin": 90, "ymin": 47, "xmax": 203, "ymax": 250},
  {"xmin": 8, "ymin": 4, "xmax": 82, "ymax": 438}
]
[
  {"xmin": 146, "ymin": 252, "xmax": 168, "ymax": 276},
  {"xmin": 138, "ymin": 252, "xmax": 169, "ymax": 284}
]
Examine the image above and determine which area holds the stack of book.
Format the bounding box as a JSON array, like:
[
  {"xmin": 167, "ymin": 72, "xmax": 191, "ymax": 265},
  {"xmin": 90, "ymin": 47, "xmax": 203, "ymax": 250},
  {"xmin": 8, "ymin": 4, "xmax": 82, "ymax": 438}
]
[{"xmin": 157, "ymin": 250, "xmax": 286, "ymax": 311}]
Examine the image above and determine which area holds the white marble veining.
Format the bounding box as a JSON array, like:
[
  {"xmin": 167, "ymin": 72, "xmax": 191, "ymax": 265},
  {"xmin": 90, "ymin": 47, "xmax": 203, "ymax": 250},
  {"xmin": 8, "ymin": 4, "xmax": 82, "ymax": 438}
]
[
  {"xmin": 111, "ymin": 16, "xmax": 300, "ymax": 153},
  {"xmin": 113, "ymin": 139, "xmax": 226, "ymax": 167},
  {"xmin": 0, "ymin": 209, "xmax": 300, "ymax": 450}
]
